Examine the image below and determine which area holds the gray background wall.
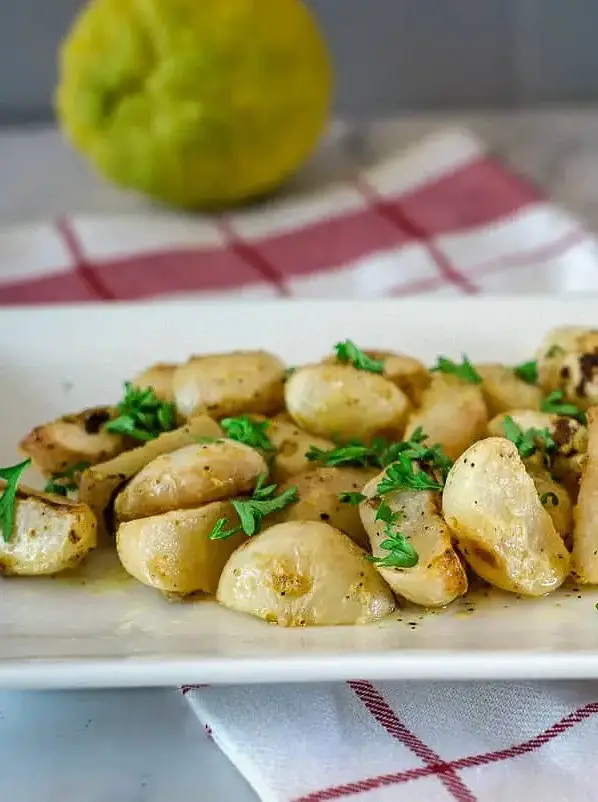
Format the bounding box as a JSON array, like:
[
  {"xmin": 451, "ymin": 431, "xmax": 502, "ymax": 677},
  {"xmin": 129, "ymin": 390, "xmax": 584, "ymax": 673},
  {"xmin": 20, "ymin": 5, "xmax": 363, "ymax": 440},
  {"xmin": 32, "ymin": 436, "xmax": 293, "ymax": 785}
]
[{"xmin": 2, "ymin": 0, "xmax": 598, "ymax": 124}]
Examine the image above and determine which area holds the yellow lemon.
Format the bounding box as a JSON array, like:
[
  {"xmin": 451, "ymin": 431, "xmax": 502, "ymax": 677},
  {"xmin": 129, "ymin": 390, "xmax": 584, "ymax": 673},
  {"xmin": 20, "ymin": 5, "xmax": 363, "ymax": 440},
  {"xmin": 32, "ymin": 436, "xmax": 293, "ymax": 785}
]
[{"xmin": 56, "ymin": 0, "xmax": 333, "ymax": 209}]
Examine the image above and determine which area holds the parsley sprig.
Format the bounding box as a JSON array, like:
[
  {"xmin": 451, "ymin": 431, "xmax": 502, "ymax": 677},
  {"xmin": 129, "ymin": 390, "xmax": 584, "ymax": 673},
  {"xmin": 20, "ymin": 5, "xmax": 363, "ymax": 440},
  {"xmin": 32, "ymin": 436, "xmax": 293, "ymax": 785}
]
[
  {"xmin": 220, "ymin": 415, "xmax": 275, "ymax": 452},
  {"xmin": 367, "ymin": 500, "xmax": 418, "ymax": 569},
  {"xmin": 0, "ymin": 458, "xmax": 30, "ymax": 543},
  {"xmin": 513, "ymin": 360, "xmax": 538, "ymax": 385},
  {"xmin": 333, "ymin": 434, "xmax": 447, "ymax": 568},
  {"xmin": 306, "ymin": 442, "xmax": 381, "ymax": 468},
  {"xmin": 390, "ymin": 429, "xmax": 453, "ymax": 481},
  {"xmin": 209, "ymin": 474, "xmax": 298, "ymax": 541},
  {"xmin": 306, "ymin": 428, "xmax": 452, "ymax": 479},
  {"xmin": 540, "ymin": 391, "xmax": 587, "ymax": 425},
  {"xmin": 334, "ymin": 340, "xmax": 385, "ymax": 374},
  {"xmin": 502, "ymin": 416, "xmax": 555, "ymax": 460},
  {"xmin": 105, "ymin": 383, "xmax": 177, "ymax": 441},
  {"xmin": 376, "ymin": 455, "xmax": 444, "ymax": 495},
  {"xmin": 44, "ymin": 461, "xmax": 90, "ymax": 497},
  {"xmin": 431, "ymin": 355, "xmax": 482, "ymax": 384}
]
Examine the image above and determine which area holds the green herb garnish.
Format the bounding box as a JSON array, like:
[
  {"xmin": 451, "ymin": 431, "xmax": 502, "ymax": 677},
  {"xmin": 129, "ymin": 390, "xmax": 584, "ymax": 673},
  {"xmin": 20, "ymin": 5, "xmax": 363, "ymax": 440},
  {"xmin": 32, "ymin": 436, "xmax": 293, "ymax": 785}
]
[
  {"xmin": 369, "ymin": 532, "xmax": 418, "ymax": 568},
  {"xmin": 0, "ymin": 458, "xmax": 31, "ymax": 542},
  {"xmin": 306, "ymin": 443, "xmax": 378, "ymax": 468},
  {"xmin": 431, "ymin": 355, "xmax": 482, "ymax": 384},
  {"xmin": 541, "ymin": 491, "xmax": 559, "ymax": 507},
  {"xmin": 513, "ymin": 360, "xmax": 538, "ymax": 385},
  {"xmin": 540, "ymin": 391, "xmax": 587, "ymax": 425},
  {"xmin": 209, "ymin": 474, "xmax": 298, "ymax": 541},
  {"xmin": 502, "ymin": 416, "xmax": 555, "ymax": 460},
  {"xmin": 220, "ymin": 415, "xmax": 275, "ymax": 452},
  {"xmin": 375, "ymin": 500, "xmax": 397, "ymax": 524},
  {"xmin": 307, "ymin": 428, "xmax": 452, "ymax": 479},
  {"xmin": 376, "ymin": 454, "xmax": 444, "ymax": 495},
  {"xmin": 385, "ymin": 428, "xmax": 453, "ymax": 481},
  {"xmin": 334, "ymin": 340, "xmax": 385, "ymax": 374},
  {"xmin": 401, "ymin": 427, "xmax": 426, "ymax": 445},
  {"xmin": 367, "ymin": 501, "xmax": 418, "ymax": 568},
  {"xmin": 105, "ymin": 383, "xmax": 177, "ymax": 441},
  {"xmin": 338, "ymin": 492, "xmax": 367, "ymax": 505},
  {"xmin": 44, "ymin": 461, "xmax": 90, "ymax": 497}
]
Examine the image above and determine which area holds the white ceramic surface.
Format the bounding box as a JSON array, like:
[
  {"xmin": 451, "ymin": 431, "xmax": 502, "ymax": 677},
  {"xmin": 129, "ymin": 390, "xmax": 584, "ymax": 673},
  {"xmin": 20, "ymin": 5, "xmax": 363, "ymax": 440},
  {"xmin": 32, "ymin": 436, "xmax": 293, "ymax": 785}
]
[{"xmin": 2, "ymin": 298, "xmax": 598, "ymax": 689}]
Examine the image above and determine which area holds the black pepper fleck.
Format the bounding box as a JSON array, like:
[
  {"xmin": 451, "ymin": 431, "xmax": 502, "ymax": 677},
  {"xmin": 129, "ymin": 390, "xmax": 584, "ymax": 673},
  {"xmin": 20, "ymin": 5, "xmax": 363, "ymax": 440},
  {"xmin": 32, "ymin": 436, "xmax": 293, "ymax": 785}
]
[{"xmin": 83, "ymin": 410, "xmax": 110, "ymax": 434}]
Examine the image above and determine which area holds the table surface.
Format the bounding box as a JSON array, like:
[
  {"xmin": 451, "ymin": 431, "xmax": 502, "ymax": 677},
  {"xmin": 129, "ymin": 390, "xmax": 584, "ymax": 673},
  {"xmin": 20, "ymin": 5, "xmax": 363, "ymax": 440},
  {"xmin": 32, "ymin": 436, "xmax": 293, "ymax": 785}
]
[
  {"xmin": 1, "ymin": 109, "xmax": 598, "ymax": 801},
  {"xmin": 0, "ymin": 689, "xmax": 255, "ymax": 802},
  {"xmin": 4, "ymin": 109, "xmax": 598, "ymax": 231}
]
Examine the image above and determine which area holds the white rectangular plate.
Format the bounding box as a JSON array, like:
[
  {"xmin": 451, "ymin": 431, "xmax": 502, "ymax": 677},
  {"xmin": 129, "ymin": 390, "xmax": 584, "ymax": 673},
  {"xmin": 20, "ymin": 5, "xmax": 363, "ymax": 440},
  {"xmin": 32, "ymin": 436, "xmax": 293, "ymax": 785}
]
[{"xmin": 3, "ymin": 298, "xmax": 598, "ymax": 689}]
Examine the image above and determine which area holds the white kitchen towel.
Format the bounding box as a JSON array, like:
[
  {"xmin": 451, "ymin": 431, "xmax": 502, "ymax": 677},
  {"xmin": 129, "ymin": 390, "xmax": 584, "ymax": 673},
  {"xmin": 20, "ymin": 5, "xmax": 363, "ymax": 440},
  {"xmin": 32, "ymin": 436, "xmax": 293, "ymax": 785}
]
[{"xmin": 185, "ymin": 679, "xmax": 598, "ymax": 802}]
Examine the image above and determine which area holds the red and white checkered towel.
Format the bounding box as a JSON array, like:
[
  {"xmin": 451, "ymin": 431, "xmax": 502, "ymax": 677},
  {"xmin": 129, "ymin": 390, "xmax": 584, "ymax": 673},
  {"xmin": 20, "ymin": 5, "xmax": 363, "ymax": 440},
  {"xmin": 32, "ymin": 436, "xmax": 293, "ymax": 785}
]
[
  {"xmin": 2, "ymin": 128, "xmax": 598, "ymax": 302},
  {"xmin": 4, "ymin": 127, "xmax": 598, "ymax": 802},
  {"xmin": 184, "ymin": 679, "xmax": 598, "ymax": 802}
]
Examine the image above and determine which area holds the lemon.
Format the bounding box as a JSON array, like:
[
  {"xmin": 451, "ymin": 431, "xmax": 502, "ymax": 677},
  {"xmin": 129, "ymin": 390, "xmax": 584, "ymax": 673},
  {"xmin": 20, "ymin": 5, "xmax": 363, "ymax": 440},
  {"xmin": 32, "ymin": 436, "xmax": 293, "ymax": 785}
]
[{"xmin": 56, "ymin": 0, "xmax": 333, "ymax": 209}]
